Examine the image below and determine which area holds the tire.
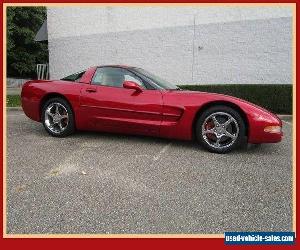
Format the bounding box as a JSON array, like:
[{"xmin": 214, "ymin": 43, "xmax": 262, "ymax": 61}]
[
  {"xmin": 42, "ymin": 97, "xmax": 75, "ymax": 137},
  {"xmin": 195, "ymin": 105, "xmax": 246, "ymax": 153}
]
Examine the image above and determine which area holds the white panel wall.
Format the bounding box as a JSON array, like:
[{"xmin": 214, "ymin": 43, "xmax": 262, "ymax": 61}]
[
  {"xmin": 47, "ymin": 6, "xmax": 293, "ymax": 84},
  {"xmin": 193, "ymin": 17, "xmax": 292, "ymax": 84}
]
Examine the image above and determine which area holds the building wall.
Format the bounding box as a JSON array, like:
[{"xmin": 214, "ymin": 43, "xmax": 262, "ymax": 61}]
[{"xmin": 47, "ymin": 6, "xmax": 293, "ymax": 85}]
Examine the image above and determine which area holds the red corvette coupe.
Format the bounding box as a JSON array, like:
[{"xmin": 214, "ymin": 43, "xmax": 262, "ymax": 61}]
[{"xmin": 21, "ymin": 65, "xmax": 282, "ymax": 153}]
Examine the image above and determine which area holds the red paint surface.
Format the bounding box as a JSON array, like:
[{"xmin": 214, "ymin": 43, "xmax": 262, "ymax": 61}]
[{"xmin": 21, "ymin": 66, "xmax": 282, "ymax": 144}]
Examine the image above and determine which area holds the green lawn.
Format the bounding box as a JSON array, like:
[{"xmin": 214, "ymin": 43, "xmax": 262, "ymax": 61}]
[{"xmin": 7, "ymin": 95, "xmax": 21, "ymax": 107}]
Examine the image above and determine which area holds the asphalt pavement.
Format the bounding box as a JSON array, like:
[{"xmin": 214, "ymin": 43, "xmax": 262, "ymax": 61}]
[{"xmin": 6, "ymin": 110, "xmax": 293, "ymax": 234}]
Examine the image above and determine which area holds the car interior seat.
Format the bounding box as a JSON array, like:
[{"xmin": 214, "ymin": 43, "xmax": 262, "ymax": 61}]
[{"xmin": 102, "ymin": 72, "xmax": 125, "ymax": 87}]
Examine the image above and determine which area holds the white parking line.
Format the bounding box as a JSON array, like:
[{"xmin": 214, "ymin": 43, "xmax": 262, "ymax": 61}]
[
  {"xmin": 7, "ymin": 114, "xmax": 24, "ymax": 117},
  {"xmin": 7, "ymin": 113, "xmax": 25, "ymax": 117},
  {"xmin": 46, "ymin": 141, "xmax": 87, "ymax": 178},
  {"xmin": 153, "ymin": 142, "xmax": 172, "ymax": 161}
]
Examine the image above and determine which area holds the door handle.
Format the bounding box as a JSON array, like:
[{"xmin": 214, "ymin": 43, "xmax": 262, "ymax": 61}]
[{"xmin": 86, "ymin": 87, "xmax": 97, "ymax": 93}]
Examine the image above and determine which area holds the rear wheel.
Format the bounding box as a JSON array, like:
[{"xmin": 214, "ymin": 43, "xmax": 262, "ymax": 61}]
[
  {"xmin": 42, "ymin": 97, "xmax": 75, "ymax": 137},
  {"xmin": 196, "ymin": 106, "xmax": 246, "ymax": 153}
]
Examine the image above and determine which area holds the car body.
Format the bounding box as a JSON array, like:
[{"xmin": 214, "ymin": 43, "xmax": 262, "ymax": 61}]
[{"xmin": 21, "ymin": 65, "xmax": 282, "ymax": 153}]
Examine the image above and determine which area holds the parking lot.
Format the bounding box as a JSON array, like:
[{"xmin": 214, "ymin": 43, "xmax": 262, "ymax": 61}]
[{"xmin": 6, "ymin": 110, "xmax": 293, "ymax": 234}]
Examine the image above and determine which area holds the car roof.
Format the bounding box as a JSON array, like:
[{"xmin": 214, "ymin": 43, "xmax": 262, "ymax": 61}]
[{"xmin": 95, "ymin": 65, "xmax": 134, "ymax": 69}]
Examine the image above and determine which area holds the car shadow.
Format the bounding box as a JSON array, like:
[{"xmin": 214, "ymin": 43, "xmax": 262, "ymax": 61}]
[
  {"xmin": 29, "ymin": 123, "xmax": 277, "ymax": 155},
  {"xmin": 69, "ymin": 130, "xmax": 269, "ymax": 154}
]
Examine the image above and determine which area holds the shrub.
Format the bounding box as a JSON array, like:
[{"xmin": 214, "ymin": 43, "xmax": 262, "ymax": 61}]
[{"xmin": 179, "ymin": 84, "xmax": 292, "ymax": 114}]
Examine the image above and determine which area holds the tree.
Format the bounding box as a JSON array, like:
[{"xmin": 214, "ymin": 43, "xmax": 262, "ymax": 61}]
[{"xmin": 7, "ymin": 7, "xmax": 48, "ymax": 78}]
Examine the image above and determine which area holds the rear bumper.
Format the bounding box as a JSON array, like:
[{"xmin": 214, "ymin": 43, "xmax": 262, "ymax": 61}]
[{"xmin": 21, "ymin": 87, "xmax": 40, "ymax": 122}]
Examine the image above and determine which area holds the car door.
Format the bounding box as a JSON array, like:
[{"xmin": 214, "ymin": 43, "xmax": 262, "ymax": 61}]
[{"xmin": 79, "ymin": 67, "xmax": 163, "ymax": 136}]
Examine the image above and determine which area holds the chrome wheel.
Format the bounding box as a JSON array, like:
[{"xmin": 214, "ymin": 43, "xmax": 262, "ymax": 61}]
[
  {"xmin": 201, "ymin": 112, "xmax": 239, "ymax": 149},
  {"xmin": 44, "ymin": 103, "xmax": 69, "ymax": 134}
]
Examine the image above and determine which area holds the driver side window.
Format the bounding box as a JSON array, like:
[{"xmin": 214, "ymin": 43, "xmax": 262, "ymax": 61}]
[{"xmin": 92, "ymin": 67, "xmax": 145, "ymax": 88}]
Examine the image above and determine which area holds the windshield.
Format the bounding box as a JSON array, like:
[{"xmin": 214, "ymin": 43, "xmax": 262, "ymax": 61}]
[{"xmin": 133, "ymin": 68, "xmax": 179, "ymax": 90}]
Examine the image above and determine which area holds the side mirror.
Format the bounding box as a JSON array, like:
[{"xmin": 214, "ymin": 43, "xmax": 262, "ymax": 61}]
[{"xmin": 123, "ymin": 81, "xmax": 143, "ymax": 92}]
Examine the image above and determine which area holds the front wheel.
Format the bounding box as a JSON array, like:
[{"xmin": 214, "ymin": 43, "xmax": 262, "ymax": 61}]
[
  {"xmin": 196, "ymin": 106, "xmax": 246, "ymax": 153},
  {"xmin": 42, "ymin": 97, "xmax": 75, "ymax": 137}
]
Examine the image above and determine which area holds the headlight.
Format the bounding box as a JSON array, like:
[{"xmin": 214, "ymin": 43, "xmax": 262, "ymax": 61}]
[{"xmin": 264, "ymin": 126, "xmax": 282, "ymax": 133}]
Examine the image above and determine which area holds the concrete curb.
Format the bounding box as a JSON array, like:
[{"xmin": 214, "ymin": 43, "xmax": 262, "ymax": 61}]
[
  {"xmin": 277, "ymin": 115, "xmax": 293, "ymax": 120},
  {"xmin": 6, "ymin": 107, "xmax": 23, "ymax": 111}
]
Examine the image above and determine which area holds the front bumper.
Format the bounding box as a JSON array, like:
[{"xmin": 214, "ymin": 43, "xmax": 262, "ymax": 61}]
[{"xmin": 247, "ymin": 112, "xmax": 283, "ymax": 144}]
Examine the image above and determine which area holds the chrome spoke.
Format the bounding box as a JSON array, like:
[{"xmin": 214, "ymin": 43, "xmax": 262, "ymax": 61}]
[
  {"xmin": 224, "ymin": 131, "xmax": 236, "ymax": 139},
  {"xmin": 212, "ymin": 115, "xmax": 219, "ymax": 127},
  {"xmin": 44, "ymin": 102, "xmax": 69, "ymax": 134},
  {"xmin": 46, "ymin": 110, "xmax": 54, "ymax": 117},
  {"xmin": 215, "ymin": 137, "xmax": 221, "ymax": 147},
  {"xmin": 61, "ymin": 114, "xmax": 68, "ymax": 119},
  {"xmin": 223, "ymin": 117, "xmax": 234, "ymax": 128},
  {"xmin": 55, "ymin": 104, "xmax": 60, "ymax": 114},
  {"xmin": 201, "ymin": 111, "xmax": 240, "ymax": 149},
  {"xmin": 58, "ymin": 121, "xmax": 64, "ymax": 130}
]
